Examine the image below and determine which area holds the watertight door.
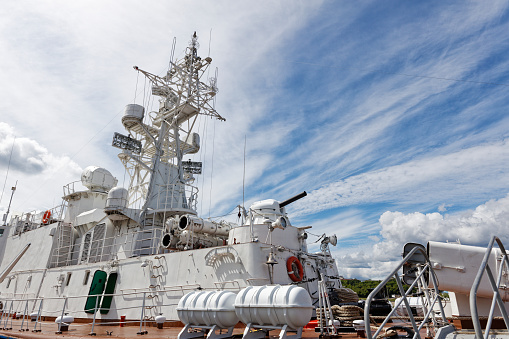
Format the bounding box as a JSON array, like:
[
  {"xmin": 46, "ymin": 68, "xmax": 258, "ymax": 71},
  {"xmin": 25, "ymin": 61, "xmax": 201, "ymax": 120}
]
[
  {"xmin": 84, "ymin": 270, "xmax": 107, "ymax": 313},
  {"xmin": 100, "ymin": 272, "xmax": 118, "ymax": 314}
]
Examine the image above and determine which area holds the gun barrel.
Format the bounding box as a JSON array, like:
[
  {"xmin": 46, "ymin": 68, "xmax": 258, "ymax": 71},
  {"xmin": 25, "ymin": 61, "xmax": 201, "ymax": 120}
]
[{"xmin": 279, "ymin": 191, "xmax": 307, "ymax": 208}]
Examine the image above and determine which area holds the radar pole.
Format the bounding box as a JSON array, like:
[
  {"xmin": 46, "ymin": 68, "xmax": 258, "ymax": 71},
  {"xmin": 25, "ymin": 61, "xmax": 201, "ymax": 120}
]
[{"xmin": 2, "ymin": 181, "xmax": 17, "ymax": 226}]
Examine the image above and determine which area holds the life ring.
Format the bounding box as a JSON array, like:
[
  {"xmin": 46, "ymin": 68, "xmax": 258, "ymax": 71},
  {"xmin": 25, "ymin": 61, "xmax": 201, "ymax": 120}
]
[
  {"xmin": 286, "ymin": 256, "xmax": 304, "ymax": 282},
  {"xmin": 42, "ymin": 210, "xmax": 51, "ymax": 224}
]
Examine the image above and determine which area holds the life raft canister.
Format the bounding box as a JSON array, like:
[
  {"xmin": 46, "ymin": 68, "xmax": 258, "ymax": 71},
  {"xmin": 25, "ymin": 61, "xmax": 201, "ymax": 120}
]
[
  {"xmin": 286, "ymin": 256, "xmax": 304, "ymax": 282},
  {"xmin": 42, "ymin": 210, "xmax": 51, "ymax": 224}
]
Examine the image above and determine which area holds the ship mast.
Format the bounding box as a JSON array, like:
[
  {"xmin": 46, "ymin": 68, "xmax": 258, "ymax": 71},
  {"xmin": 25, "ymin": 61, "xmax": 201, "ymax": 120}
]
[{"xmin": 114, "ymin": 32, "xmax": 224, "ymax": 224}]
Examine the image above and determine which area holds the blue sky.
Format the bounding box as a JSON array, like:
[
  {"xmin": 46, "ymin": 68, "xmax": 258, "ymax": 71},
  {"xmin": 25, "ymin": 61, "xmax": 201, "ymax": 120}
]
[{"xmin": 1, "ymin": 1, "xmax": 509, "ymax": 279}]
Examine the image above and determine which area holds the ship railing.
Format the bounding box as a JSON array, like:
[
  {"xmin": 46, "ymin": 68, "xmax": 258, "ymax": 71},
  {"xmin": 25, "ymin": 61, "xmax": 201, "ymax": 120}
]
[
  {"xmin": 470, "ymin": 236, "xmax": 509, "ymax": 339},
  {"xmin": 0, "ymin": 284, "xmax": 210, "ymax": 334},
  {"xmin": 364, "ymin": 245, "xmax": 449, "ymax": 339},
  {"xmin": 10, "ymin": 204, "xmax": 65, "ymax": 235},
  {"xmin": 62, "ymin": 180, "xmax": 80, "ymax": 197},
  {"xmin": 49, "ymin": 228, "xmax": 166, "ymax": 268},
  {"xmin": 120, "ymin": 283, "xmax": 201, "ymax": 295}
]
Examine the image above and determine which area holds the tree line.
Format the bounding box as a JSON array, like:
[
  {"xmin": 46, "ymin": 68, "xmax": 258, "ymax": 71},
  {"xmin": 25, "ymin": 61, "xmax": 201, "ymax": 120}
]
[{"xmin": 341, "ymin": 278, "xmax": 405, "ymax": 298}]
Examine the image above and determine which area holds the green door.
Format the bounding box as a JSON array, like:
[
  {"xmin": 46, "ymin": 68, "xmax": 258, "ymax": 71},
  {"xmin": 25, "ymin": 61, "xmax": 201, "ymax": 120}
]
[
  {"xmin": 84, "ymin": 270, "xmax": 107, "ymax": 314},
  {"xmin": 100, "ymin": 272, "xmax": 118, "ymax": 314}
]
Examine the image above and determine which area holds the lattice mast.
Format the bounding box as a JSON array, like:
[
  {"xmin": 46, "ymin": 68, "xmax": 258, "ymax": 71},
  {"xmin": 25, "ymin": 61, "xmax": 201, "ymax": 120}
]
[{"xmin": 115, "ymin": 32, "xmax": 224, "ymax": 219}]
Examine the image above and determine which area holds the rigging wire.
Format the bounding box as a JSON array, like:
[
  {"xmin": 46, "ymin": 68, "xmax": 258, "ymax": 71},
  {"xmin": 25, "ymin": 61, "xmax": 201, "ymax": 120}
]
[
  {"xmin": 208, "ymin": 119, "xmax": 216, "ymax": 218},
  {"xmin": 207, "ymin": 29, "xmax": 212, "ymax": 57},
  {"xmin": 208, "ymin": 206, "xmax": 239, "ymax": 220},
  {"xmin": 199, "ymin": 115, "xmax": 209, "ymax": 216},
  {"xmin": 0, "ymin": 137, "xmax": 16, "ymax": 206},
  {"xmin": 16, "ymin": 61, "xmax": 170, "ymax": 211},
  {"xmin": 207, "ymin": 66, "xmax": 220, "ymax": 217},
  {"xmin": 283, "ymin": 59, "xmax": 509, "ymax": 87},
  {"xmin": 242, "ymin": 135, "xmax": 246, "ymax": 222},
  {"xmin": 134, "ymin": 71, "xmax": 140, "ymax": 104}
]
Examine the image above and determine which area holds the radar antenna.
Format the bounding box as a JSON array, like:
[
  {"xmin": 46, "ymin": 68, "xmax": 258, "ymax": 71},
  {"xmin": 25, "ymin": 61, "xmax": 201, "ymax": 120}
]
[{"xmin": 113, "ymin": 32, "xmax": 225, "ymax": 220}]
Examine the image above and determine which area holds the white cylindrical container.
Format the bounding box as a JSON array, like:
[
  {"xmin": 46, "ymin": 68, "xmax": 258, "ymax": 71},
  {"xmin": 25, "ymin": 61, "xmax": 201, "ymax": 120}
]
[
  {"xmin": 124, "ymin": 104, "xmax": 145, "ymax": 121},
  {"xmin": 179, "ymin": 230, "xmax": 223, "ymax": 248},
  {"xmin": 234, "ymin": 285, "xmax": 313, "ymax": 330},
  {"xmin": 106, "ymin": 187, "xmax": 129, "ymax": 210},
  {"xmin": 81, "ymin": 166, "xmax": 118, "ymax": 192},
  {"xmin": 179, "ymin": 215, "xmax": 231, "ymax": 236},
  {"xmin": 160, "ymin": 233, "xmax": 176, "ymax": 249},
  {"xmin": 428, "ymin": 241, "xmax": 509, "ymax": 300},
  {"xmin": 177, "ymin": 290, "xmax": 238, "ymax": 329}
]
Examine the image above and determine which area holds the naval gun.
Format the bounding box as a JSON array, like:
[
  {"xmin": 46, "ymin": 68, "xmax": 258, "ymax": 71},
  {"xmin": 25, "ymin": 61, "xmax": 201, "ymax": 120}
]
[{"xmin": 279, "ymin": 191, "xmax": 307, "ymax": 208}]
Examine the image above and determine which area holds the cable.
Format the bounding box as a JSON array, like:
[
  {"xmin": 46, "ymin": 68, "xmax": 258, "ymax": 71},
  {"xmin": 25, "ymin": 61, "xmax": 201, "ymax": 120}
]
[
  {"xmin": 208, "ymin": 119, "xmax": 216, "ymax": 217},
  {"xmin": 0, "ymin": 136, "xmax": 15, "ymax": 206},
  {"xmin": 282, "ymin": 59, "xmax": 509, "ymax": 87}
]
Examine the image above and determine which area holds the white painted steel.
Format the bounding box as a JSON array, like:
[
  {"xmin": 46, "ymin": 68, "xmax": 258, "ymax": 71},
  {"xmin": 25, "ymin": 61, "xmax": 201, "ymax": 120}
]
[
  {"xmin": 177, "ymin": 290, "xmax": 238, "ymax": 328},
  {"xmin": 0, "ymin": 243, "xmax": 30, "ymax": 283},
  {"xmin": 55, "ymin": 315, "xmax": 74, "ymax": 324},
  {"xmin": 106, "ymin": 187, "xmax": 129, "ymax": 210},
  {"xmin": 81, "ymin": 166, "xmax": 118, "ymax": 192},
  {"xmin": 179, "ymin": 215, "xmax": 231, "ymax": 236},
  {"xmin": 0, "ymin": 34, "xmax": 342, "ymax": 325},
  {"xmin": 123, "ymin": 104, "xmax": 145, "ymax": 121},
  {"xmin": 155, "ymin": 314, "xmax": 166, "ymax": 324},
  {"xmin": 428, "ymin": 241, "xmax": 509, "ymax": 300},
  {"xmin": 234, "ymin": 284, "xmax": 313, "ymax": 330}
]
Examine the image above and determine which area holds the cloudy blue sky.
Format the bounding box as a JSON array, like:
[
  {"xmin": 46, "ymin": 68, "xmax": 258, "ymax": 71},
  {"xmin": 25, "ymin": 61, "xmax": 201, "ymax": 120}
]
[{"xmin": 1, "ymin": 1, "xmax": 509, "ymax": 279}]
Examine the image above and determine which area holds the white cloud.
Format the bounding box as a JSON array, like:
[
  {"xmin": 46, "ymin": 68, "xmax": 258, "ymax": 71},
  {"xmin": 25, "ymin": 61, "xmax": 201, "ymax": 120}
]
[
  {"xmin": 1, "ymin": 1, "xmax": 509, "ymax": 284},
  {"xmin": 0, "ymin": 122, "xmax": 82, "ymax": 214},
  {"xmin": 335, "ymin": 193, "xmax": 509, "ymax": 279},
  {"xmin": 291, "ymin": 139, "xmax": 509, "ymax": 217},
  {"xmin": 0, "ymin": 1, "xmax": 322, "ymax": 216}
]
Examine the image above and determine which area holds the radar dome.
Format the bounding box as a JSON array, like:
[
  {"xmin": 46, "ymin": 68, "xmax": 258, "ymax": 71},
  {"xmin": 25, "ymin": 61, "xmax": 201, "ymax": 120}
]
[
  {"xmin": 81, "ymin": 166, "xmax": 118, "ymax": 192},
  {"xmin": 106, "ymin": 187, "xmax": 129, "ymax": 210}
]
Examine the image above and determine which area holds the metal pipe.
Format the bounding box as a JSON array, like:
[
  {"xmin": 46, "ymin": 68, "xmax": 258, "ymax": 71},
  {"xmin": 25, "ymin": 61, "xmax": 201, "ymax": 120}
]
[
  {"xmin": 3, "ymin": 300, "xmax": 13, "ymax": 329},
  {"xmin": 90, "ymin": 294, "xmax": 99, "ymax": 335},
  {"xmin": 33, "ymin": 299, "xmax": 43, "ymax": 332},
  {"xmin": 469, "ymin": 236, "xmax": 509, "ymax": 339},
  {"xmin": 57, "ymin": 297, "xmax": 68, "ymax": 334},
  {"xmin": 138, "ymin": 292, "xmax": 146, "ymax": 335},
  {"xmin": 279, "ymin": 191, "xmax": 307, "ymax": 208},
  {"xmin": 0, "ymin": 243, "xmax": 31, "ymax": 283},
  {"xmin": 20, "ymin": 299, "xmax": 28, "ymax": 331}
]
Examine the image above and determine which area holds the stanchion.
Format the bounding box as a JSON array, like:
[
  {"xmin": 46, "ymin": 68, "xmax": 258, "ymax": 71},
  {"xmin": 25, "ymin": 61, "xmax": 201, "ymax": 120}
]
[
  {"xmin": 32, "ymin": 299, "xmax": 43, "ymax": 332},
  {"xmin": 3, "ymin": 300, "xmax": 13, "ymax": 330},
  {"xmin": 89, "ymin": 294, "xmax": 100, "ymax": 336},
  {"xmin": 137, "ymin": 292, "xmax": 148, "ymax": 335},
  {"xmin": 19, "ymin": 299, "xmax": 29, "ymax": 331},
  {"xmin": 56, "ymin": 297, "xmax": 68, "ymax": 334}
]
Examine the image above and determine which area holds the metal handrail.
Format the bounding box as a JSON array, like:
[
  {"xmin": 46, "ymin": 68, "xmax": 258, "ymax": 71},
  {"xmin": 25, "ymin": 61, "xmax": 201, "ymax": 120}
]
[
  {"xmin": 48, "ymin": 229, "xmax": 164, "ymax": 268},
  {"xmin": 470, "ymin": 236, "xmax": 509, "ymax": 339},
  {"xmin": 365, "ymin": 246, "xmax": 448, "ymax": 339}
]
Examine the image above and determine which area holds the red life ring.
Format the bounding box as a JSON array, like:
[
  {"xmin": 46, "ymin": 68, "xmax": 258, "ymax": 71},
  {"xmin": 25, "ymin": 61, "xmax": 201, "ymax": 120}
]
[
  {"xmin": 286, "ymin": 256, "xmax": 304, "ymax": 282},
  {"xmin": 42, "ymin": 210, "xmax": 51, "ymax": 224}
]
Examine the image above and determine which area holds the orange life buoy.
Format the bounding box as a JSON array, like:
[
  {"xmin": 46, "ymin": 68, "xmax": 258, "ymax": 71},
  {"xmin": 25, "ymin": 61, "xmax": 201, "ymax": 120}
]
[
  {"xmin": 42, "ymin": 210, "xmax": 51, "ymax": 224},
  {"xmin": 286, "ymin": 256, "xmax": 304, "ymax": 282}
]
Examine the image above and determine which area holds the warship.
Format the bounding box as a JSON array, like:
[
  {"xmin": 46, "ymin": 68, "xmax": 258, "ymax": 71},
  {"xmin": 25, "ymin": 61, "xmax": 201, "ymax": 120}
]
[{"xmin": 0, "ymin": 32, "xmax": 342, "ymax": 332}]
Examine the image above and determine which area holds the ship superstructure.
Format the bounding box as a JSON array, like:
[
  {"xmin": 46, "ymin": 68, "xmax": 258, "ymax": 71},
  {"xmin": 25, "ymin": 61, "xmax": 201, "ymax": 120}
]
[{"xmin": 0, "ymin": 33, "xmax": 341, "ymax": 323}]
